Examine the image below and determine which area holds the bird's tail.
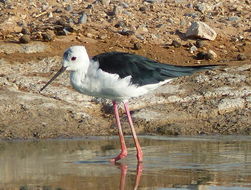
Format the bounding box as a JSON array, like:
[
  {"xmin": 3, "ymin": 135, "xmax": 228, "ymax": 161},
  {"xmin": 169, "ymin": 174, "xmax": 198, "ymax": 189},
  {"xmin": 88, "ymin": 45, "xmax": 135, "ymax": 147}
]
[{"xmin": 159, "ymin": 64, "xmax": 216, "ymax": 78}]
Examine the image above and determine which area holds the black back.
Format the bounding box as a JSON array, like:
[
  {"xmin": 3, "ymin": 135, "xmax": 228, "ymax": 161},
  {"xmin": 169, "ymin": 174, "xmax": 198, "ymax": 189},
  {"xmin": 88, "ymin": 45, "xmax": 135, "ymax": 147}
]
[{"xmin": 92, "ymin": 52, "xmax": 214, "ymax": 86}]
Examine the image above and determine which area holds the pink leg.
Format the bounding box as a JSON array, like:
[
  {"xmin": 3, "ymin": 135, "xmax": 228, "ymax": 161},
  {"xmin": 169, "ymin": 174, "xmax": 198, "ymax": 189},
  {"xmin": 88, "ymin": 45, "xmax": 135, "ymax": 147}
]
[
  {"xmin": 110, "ymin": 101, "xmax": 128, "ymax": 162},
  {"xmin": 124, "ymin": 102, "xmax": 143, "ymax": 162}
]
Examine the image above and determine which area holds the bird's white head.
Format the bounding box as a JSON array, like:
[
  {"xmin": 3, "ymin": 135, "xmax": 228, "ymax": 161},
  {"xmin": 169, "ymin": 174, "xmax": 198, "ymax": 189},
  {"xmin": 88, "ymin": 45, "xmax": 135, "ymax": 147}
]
[
  {"xmin": 62, "ymin": 45, "xmax": 90, "ymax": 72},
  {"xmin": 39, "ymin": 45, "xmax": 90, "ymax": 92}
]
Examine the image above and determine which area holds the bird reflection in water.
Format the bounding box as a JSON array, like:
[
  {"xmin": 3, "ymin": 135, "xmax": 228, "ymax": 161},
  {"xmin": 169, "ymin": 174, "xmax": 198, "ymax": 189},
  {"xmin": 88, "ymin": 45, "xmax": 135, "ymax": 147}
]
[{"xmin": 113, "ymin": 162, "xmax": 143, "ymax": 190}]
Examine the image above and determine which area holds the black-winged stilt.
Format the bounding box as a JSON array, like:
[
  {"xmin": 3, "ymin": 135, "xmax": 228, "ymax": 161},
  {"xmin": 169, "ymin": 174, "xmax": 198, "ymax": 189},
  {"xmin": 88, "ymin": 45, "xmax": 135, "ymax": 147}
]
[{"xmin": 40, "ymin": 46, "xmax": 214, "ymax": 162}]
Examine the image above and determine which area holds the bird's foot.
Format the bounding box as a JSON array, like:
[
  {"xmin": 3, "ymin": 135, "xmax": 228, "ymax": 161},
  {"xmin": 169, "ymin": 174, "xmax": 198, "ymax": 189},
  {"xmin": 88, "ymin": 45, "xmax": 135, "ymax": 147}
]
[{"xmin": 110, "ymin": 151, "xmax": 128, "ymax": 162}]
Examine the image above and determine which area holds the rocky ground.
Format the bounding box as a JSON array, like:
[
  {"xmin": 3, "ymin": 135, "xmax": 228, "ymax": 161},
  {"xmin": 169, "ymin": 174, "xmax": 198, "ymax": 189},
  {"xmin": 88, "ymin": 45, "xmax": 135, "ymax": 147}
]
[{"xmin": 0, "ymin": 0, "xmax": 251, "ymax": 139}]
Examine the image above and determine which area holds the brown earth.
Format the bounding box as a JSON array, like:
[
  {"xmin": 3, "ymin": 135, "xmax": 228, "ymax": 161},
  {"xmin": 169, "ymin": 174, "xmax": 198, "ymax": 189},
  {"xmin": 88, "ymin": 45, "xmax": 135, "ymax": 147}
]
[{"xmin": 0, "ymin": 0, "xmax": 251, "ymax": 139}]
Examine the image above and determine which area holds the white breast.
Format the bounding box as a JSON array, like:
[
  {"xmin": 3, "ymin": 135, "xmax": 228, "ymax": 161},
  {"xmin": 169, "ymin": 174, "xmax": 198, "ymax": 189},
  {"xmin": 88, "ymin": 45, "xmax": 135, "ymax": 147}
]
[{"xmin": 70, "ymin": 61, "xmax": 149, "ymax": 101}]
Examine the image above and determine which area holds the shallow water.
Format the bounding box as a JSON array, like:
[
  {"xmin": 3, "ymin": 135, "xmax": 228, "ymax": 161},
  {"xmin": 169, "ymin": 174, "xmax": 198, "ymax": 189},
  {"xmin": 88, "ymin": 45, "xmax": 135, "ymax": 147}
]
[{"xmin": 0, "ymin": 136, "xmax": 251, "ymax": 190}]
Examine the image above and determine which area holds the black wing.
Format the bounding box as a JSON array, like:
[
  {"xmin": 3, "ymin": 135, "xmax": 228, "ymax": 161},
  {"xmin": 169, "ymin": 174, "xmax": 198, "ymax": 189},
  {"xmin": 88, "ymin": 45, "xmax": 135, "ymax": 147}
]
[{"xmin": 92, "ymin": 52, "xmax": 215, "ymax": 86}]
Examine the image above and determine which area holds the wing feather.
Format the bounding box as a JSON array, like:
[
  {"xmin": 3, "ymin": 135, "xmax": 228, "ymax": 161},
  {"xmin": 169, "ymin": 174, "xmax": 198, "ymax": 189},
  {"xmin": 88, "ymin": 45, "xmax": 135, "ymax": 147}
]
[{"xmin": 92, "ymin": 52, "xmax": 215, "ymax": 86}]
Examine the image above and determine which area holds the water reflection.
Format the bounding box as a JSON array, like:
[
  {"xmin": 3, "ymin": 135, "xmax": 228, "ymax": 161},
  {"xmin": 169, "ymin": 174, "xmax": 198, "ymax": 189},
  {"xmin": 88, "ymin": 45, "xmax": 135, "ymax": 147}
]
[
  {"xmin": 112, "ymin": 162, "xmax": 142, "ymax": 190},
  {"xmin": 0, "ymin": 136, "xmax": 251, "ymax": 190}
]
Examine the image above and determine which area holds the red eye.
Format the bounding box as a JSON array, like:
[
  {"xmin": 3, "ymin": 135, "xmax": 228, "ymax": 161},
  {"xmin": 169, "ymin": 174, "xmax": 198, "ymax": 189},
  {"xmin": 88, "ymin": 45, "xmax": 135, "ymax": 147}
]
[{"xmin": 71, "ymin": 56, "xmax": 77, "ymax": 61}]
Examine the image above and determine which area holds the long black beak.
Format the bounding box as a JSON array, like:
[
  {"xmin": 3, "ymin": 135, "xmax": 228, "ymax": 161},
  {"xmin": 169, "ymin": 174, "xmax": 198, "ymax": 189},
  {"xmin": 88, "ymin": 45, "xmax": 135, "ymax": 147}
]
[{"xmin": 39, "ymin": 66, "xmax": 67, "ymax": 92}]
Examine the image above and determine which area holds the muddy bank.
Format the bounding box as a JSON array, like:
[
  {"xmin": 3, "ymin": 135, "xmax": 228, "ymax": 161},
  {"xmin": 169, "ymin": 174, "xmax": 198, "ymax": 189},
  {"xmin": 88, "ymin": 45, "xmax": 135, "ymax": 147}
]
[{"xmin": 0, "ymin": 51, "xmax": 250, "ymax": 139}]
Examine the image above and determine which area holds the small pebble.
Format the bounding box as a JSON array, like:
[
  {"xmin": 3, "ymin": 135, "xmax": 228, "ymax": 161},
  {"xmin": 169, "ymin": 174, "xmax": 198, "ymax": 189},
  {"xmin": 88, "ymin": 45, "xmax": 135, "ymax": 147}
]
[
  {"xmin": 55, "ymin": 19, "xmax": 67, "ymax": 27},
  {"xmin": 204, "ymin": 53, "xmax": 213, "ymax": 60},
  {"xmin": 98, "ymin": 34, "xmax": 107, "ymax": 40},
  {"xmin": 195, "ymin": 40, "xmax": 206, "ymax": 48},
  {"xmin": 19, "ymin": 35, "xmax": 30, "ymax": 44},
  {"xmin": 145, "ymin": 0, "xmax": 156, "ymax": 3},
  {"xmin": 112, "ymin": 5, "xmax": 123, "ymax": 16},
  {"xmin": 65, "ymin": 4, "xmax": 73, "ymax": 11},
  {"xmin": 197, "ymin": 51, "xmax": 215, "ymax": 60},
  {"xmin": 171, "ymin": 40, "xmax": 181, "ymax": 48},
  {"xmin": 119, "ymin": 29, "xmax": 134, "ymax": 36},
  {"xmin": 48, "ymin": 12, "xmax": 53, "ymax": 18},
  {"xmin": 133, "ymin": 42, "xmax": 142, "ymax": 50},
  {"xmin": 86, "ymin": 33, "xmax": 94, "ymax": 38},
  {"xmin": 237, "ymin": 54, "xmax": 247, "ymax": 61},
  {"xmin": 208, "ymin": 50, "xmax": 217, "ymax": 59},
  {"xmin": 190, "ymin": 45, "xmax": 198, "ymax": 53},
  {"xmin": 194, "ymin": 3, "xmax": 208, "ymax": 13},
  {"xmin": 120, "ymin": 2, "xmax": 129, "ymax": 8},
  {"xmin": 54, "ymin": 8, "xmax": 63, "ymax": 13},
  {"xmin": 101, "ymin": 0, "xmax": 110, "ymax": 6},
  {"xmin": 139, "ymin": 7, "xmax": 146, "ymax": 12},
  {"xmin": 78, "ymin": 13, "xmax": 87, "ymax": 24},
  {"xmin": 228, "ymin": 16, "xmax": 240, "ymax": 22},
  {"xmin": 135, "ymin": 34, "xmax": 144, "ymax": 40},
  {"xmin": 42, "ymin": 31, "xmax": 54, "ymax": 42},
  {"xmin": 196, "ymin": 51, "xmax": 207, "ymax": 60},
  {"xmin": 21, "ymin": 28, "xmax": 30, "ymax": 35},
  {"xmin": 114, "ymin": 21, "xmax": 126, "ymax": 28},
  {"xmin": 86, "ymin": 4, "xmax": 93, "ymax": 9}
]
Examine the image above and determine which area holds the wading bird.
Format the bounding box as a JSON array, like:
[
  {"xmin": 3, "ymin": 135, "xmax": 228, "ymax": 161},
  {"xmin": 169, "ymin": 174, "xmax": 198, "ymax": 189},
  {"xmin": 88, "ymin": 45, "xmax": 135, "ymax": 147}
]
[{"xmin": 40, "ymin": 46, "xmax": 214, "ymax": 162}]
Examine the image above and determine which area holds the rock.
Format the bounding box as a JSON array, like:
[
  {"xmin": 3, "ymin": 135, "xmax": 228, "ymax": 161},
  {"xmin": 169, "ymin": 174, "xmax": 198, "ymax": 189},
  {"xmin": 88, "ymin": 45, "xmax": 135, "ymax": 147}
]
[
  {"xmin": 78, "ymin": 13, "xmax": 87, "ymax": 24},
  {"xmin": 208, "ymin": 50, "xmax": 217, "ymax": 59},
  {"xmin": 196, "ymin": 52, "xmax": 207, "ymax": 60},
  {"xmin": 21, "ymin": 28, "xmax": 30, "ymax": 35},
  {"xmin": 114, "ymin": 21, "xmax": 126, "ymax": 28},
  {"xmin": 120, "ymin": 2, "xmax": 129, "ymax": 8},
  {"xmin": 237, "ymin": 54, "xmax": 247, "ymax": 61},
  {"xmin": 119, "ymin": 29, "xmax": 134, "ymax": 36},
  {"xmin": 228, "ymin": 16, "xmax": 240, "ymax": 22},
  {"xmin": 54, "ymin": 8, "xmax": 63, "ymax": 13},
  {"xmin": 60, "ymin": 27, "xmax": 73, "ymax": 35},
  {"xmin": 101, "ymin": 0, "xmax": 110, "ymax": 6},
  {"xmin": 204, "ymin": 53, "xmax": 213, "ymax": 60},
  {"xmin": 196, "ymin": 51, "xmax": 215, "ymax": 60},
  {"xmin": 42, "ymin": 4, "xmax": 49, "ymax": 11},
  {"xmin": 171, "ymin": 40, "xmax": 182, "ymax": 48},
  {"xmin": 174, "ymin": 0, "xmax": 187, "ymax": 3},
  {"xmin": 55, "ymin": 19, "xmax": 67, "ymax": 27},
  {"xmin": 65, "ymin": 4, "xmax": 73, "ymax": 12},
  {"xmin": 135, "ymin": 34, "xmax": 144, "ymax": 40},
  {"xmin": 48, "ymin": 12, "xmax": 53, "ymax": 18},
  {"xmin": 189, "ymin": 45, "xmax": 197, "ymax": 53},
  {"xmin": 184, "ymin": 12, "xmax": 198, "ymax": 19},
  {"xmin": 186, "ymin": 21, "xmax": 217, "ymax": 41},
  {"xmin": 136, "ymin": 25, "xmax": 148, "ymax": 34},
  {"xmin": 195, "ymin": 40, "xmax": 207, "ymax": 48},
  {"xmin": 98, "ymin": 33, "xmax": 107, "ymax": 40},
  {"xmin": 133, "ymin": 42, "xmax": 142, "ymax": 50},
  {"xmin": 42, "ymin": 31, "xmax": 55, "ymax": 42},
  {"xmin": 145, "ymin": 0, "xmax": 157, "ymax": 3},
  {"xmin": 112, "ymin": 5, "xmax": 123, "ymax": 16},
  {"xmin": 19, "ymin": 35, "xmax": 30, "ymax": 44},
  {"xmin": 86, "ymin": 33, "xmax": 94, "ymax": 38},
  {"xmin": 194, "ymin": 3, "xmax": 212, "ymax": 13},
  {"xmin": 139, "ymin": 7, "xmax": 146, "ymax": 12}
]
